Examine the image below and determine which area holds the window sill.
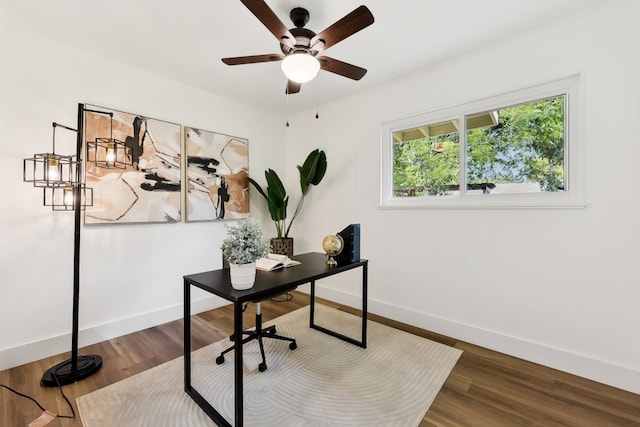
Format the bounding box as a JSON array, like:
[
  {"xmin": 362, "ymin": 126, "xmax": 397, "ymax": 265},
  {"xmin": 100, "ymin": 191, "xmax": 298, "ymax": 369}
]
[{"xmin": 379, "ymin": 193, "xmax": 587, "ymax": 210}]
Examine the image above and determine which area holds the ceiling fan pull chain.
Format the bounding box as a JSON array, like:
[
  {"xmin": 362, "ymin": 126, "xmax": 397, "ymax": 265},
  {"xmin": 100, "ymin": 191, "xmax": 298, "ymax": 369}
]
[
  {"xmin": 315, "ymin": 75, "xmax": 320, "ymax": 119},
  {"xmin": 286, "ymin": 84, "xmax": 290, "ymax": 127}
]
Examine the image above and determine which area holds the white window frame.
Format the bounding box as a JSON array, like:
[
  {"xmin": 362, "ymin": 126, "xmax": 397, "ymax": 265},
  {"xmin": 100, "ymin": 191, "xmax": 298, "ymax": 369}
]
[{"xmin": 380, "ymin": 75, "xmax": 585, "ymax": 209}]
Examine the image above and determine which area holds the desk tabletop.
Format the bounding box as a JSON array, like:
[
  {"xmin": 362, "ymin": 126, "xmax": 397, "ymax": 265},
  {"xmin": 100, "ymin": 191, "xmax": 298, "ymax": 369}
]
[{"xmin": 183, "ymin": 252, "xmax": 368, "ymax": 303}]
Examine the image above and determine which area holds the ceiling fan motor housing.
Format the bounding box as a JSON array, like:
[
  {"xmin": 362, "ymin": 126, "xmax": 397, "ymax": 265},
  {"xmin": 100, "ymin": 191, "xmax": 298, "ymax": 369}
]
[{"xmin": 282, "ymin": 27, "xmax": 317, "ymax": 55}]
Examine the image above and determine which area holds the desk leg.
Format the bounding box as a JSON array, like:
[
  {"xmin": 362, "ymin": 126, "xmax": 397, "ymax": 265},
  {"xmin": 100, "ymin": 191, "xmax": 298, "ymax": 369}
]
[
  {"xmin": 362, "ymin": 262, "xmax": 368, "ymax": 348},
  {"xmin": 183, "ymin": 279, "xmax": 191, "ymax": 391},
  {"xmin": 234, "ymin": 301, "xmax": 244, "ymax": 426},
  {"xmin": 309, "ymin": 265, "xmax": 368, "ymax": 348},
  {"xmin": 309, "ymin": 279, "xmax": 316, "ymax": 329},
  {"xmin": 183, "ymin": 280, "xmax": 232, "ymax": 427}
]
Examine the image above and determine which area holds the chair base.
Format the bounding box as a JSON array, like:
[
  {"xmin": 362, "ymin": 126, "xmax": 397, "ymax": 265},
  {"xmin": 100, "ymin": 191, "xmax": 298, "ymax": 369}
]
[{"xmin": 216, "ymin": 305, "xmax": 297, "ymax": 372}]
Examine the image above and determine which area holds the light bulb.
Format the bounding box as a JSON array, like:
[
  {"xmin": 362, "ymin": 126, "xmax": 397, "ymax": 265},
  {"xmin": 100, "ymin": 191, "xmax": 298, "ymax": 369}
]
[
  {"xmin": 63, "ymin": 186, "xmax": 74, "ymax": 206},
  {"xmin": 105, "ymin": 142, "xmax": 116, "ymax": 166},
  {"xmin": 281, "ymin": 53, "xmax": 320, "ymax": 83},
  {"xmin": 47, "ymin": 155, "xmax": 60, "ymax": 181}
]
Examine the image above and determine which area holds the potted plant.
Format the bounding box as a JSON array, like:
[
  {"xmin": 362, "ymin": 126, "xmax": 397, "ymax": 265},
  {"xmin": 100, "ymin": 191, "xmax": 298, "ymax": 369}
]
[
  {"xmin": 248, "ymin": 149, "xmax": 327, "ymax": 256},
  {"xmin": 221, "ymin": 218, "xmax": 269, "ymax": 290}
]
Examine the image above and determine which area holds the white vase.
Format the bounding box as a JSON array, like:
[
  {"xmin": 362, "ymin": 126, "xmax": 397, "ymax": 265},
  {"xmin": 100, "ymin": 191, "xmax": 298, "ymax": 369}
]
[{"xmin": 229, "ymin": 262, "xmax": 256, "ymax": 290}]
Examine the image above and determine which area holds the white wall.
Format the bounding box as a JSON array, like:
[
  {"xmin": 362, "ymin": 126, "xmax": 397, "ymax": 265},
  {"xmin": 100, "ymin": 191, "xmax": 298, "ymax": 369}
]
[
  {"xmin": 0, "ymin": 23, "xmax": 285, "ymax": 369},
  {"xmin": 287, "ymin": 0, "xmax": 640, "ymax": 394}
]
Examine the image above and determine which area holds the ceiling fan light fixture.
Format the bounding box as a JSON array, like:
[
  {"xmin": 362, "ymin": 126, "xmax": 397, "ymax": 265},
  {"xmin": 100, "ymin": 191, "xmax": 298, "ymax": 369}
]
[{"xmin": 281, "ymin": 53, "xmax": 320, "ymax": 83}]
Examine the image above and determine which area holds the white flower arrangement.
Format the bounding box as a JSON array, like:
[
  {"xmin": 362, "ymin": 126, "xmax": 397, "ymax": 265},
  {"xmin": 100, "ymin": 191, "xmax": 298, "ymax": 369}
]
[{"xmin": 221, "ymin": 218, "xmax": 269, "ymax": 265}]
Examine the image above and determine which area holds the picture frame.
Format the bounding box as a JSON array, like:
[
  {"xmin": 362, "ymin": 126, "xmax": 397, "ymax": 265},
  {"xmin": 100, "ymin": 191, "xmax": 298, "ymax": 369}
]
[
  {"xmin": 184, "ymin": 126, "xmax": 249, "ymax": 221},
  {"xmin": 83, "ymin": 104, "xmax": 182, "ymax": 224}
]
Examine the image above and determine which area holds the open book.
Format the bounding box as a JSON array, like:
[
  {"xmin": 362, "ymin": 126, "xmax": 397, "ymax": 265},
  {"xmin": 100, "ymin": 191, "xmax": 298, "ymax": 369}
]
[{"xmin": 256, "ymin": 253, "xmax": 301, "ymax": 271}]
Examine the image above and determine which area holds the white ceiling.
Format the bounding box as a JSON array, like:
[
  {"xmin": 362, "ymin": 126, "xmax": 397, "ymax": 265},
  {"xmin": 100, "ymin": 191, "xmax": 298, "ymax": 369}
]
[{"xmin": 1, "ymin": 0, "xmax": 611, "ymax": 112}]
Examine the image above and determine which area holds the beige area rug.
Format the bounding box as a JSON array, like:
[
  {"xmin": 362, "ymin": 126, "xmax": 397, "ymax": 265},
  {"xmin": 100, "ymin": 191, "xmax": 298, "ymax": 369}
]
[{"xmin": 77, "ymin": 305, "xmax": 462, "ymax": 426}]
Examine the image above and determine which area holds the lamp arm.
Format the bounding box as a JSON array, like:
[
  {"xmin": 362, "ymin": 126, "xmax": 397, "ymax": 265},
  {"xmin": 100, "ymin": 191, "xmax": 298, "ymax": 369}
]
[
  {"xmin": 52, "ymin": 122, "xmax": 78, "ymax": 133},
  {"xmin": 51, "ymin": 122, "xmax": 78, "ymax": 154}
]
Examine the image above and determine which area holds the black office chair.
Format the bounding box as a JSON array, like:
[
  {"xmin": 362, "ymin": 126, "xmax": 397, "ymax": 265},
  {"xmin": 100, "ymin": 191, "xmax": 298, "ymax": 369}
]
[
  {"xmin": 215, "ymin": 299, "xmax": 297, "ymax": 372},
  {"xmin": 216, "ymin": 256, "xmax": 297, "ymax": 372}
]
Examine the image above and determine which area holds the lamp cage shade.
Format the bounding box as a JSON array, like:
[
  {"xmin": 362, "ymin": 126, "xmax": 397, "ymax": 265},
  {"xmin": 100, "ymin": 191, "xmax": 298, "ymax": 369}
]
[
  {"xmin": 87, "ymin": 137, "xmax": 131, "ymax": 169},
  {"xmin": 43, "ymin": 184, "xmax": 93, "ymax": 211},
  {"xmin": 23, "ymin": 153, "xmax": 81, "ymax": 188}
]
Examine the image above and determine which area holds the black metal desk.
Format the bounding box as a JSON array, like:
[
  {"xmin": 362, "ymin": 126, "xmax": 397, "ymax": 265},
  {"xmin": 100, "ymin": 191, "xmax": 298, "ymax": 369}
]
[{"xmin": 183, "ymin": 252, "xmax": 368, "ymax": 426}]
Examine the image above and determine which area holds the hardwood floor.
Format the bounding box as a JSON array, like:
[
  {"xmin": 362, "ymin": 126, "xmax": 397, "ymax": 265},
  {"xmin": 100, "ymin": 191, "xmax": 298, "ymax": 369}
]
[{"xmin": 1, "ymin": 292, "xmax": 639, "ymax": 426}]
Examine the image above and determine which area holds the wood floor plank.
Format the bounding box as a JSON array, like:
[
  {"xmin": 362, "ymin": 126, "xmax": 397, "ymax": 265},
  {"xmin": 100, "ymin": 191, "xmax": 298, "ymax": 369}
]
[
  {"xmin": 1, "ymin": 292, "xmax": 639, "ymax": 427},
  {"xmin": 426, "ymin": 386, "xmax": 537, "ymax": 426},
  {"xmin": 553, "ymin": 379, "xmax": 640, "ymax": 425}
]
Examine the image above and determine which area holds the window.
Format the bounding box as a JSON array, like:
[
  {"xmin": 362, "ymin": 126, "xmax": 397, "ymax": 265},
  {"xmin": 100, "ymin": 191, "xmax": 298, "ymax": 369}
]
[{"xmin": 380, "ymin": 75, "xmax": 584, "ymax": 209}]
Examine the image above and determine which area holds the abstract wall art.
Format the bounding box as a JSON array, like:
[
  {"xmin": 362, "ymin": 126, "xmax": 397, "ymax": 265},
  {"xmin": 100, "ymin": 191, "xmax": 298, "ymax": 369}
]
[
  {"xmin": 83, "ymin": 105, "xmax": 182, "ymax": 224},
  {"xmin": 184, "ymin": 127, "xmax": 249, "ymax": 221}
]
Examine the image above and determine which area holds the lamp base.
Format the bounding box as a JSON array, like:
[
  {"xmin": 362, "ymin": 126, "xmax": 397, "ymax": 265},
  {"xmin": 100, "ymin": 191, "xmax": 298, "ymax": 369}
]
[{"xmin": 41, "ymin": 354, "xmax": 102, "ymax": 387}]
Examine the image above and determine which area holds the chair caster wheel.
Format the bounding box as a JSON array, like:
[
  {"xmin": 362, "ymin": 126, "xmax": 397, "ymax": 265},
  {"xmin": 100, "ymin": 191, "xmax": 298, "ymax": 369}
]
[
  {"xmin": 289, "ymin": 342, "xmax": 297, "ymax": 350},
  {"xmin": 216, "ymin": 355, "xmax": 225, "ymax": 365},
  {"xmin": 259, "ymin": 362, "xmax": 267, "ymax": 372}
]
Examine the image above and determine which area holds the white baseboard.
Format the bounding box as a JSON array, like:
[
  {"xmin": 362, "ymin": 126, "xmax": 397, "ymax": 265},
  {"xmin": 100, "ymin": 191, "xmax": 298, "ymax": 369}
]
[
  {"xmin": 0, "ymin": 295, "xmax": 226, "ymax": 372},
  {"xmin": 308, "ymin": 286, "xmax": 640, "ymax": 395}
]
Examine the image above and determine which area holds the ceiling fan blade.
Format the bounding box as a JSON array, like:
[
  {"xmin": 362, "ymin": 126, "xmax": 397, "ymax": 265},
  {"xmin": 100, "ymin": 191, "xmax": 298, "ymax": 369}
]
[
  {"xmin": 318, "ymin": 56, "xmax": 367, "ymax": 80},
  {"xmin": 222, "ymin": 53, "xmax": 284, "ymax": 65},
  {"xmin": 286, "ymin": 80, "xmax": 301, "ymax": 95},
  {"xmin": 240, "ymin": 0, "xmax": 295, "ymax": 48},
  {"xmin": 310, "ymin": 5, "xmax": 374, "ymax": 51}
]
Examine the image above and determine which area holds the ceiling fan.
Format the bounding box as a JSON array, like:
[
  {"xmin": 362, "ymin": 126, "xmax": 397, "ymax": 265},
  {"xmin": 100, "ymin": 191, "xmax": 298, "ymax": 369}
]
[{"xmin": 222, "ymin": 0, "xmax": 375, "ymax": 95}]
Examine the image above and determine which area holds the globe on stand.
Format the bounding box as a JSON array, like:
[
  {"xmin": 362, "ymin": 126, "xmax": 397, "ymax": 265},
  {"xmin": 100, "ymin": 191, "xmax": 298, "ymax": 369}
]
[{"xmin": 322, "ymin": 234, "xmax": 344, "ymax": 266}]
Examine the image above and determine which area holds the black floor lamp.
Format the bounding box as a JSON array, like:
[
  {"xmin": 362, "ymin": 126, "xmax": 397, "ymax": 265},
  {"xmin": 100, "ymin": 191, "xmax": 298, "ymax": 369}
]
[{"xmin": 23, "ymin": 104, "xmax": 102, "ymax": 386}]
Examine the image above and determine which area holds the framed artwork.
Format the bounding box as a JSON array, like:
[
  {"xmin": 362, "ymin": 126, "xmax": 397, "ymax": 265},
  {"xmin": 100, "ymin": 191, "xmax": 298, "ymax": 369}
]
[
  {"xmin": 83, "ymin": 104, "xmax": 182, "ymax": 224},
  {"xmin": 184, "ymin": 127, "xmax": 249, "ymax": 221}
]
